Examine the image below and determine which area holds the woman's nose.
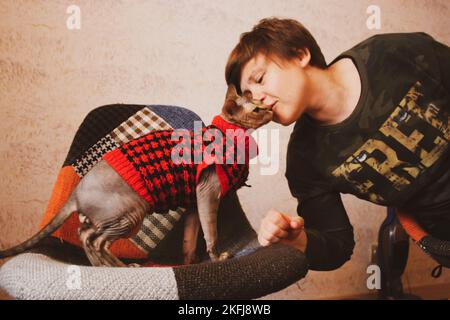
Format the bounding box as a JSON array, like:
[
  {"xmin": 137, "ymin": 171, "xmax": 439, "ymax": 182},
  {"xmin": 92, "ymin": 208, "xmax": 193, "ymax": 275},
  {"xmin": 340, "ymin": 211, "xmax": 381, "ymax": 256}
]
[{"xmin": 252, "ymin": 91, "xmax": 266, "ymax": 103}]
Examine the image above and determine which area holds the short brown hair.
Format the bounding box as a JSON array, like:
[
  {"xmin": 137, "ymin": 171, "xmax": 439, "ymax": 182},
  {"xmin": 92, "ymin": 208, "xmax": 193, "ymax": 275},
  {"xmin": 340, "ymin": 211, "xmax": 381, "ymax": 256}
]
[{"xmin": 225, "ymin": 17, "xmax": 327, "ymax": 93}]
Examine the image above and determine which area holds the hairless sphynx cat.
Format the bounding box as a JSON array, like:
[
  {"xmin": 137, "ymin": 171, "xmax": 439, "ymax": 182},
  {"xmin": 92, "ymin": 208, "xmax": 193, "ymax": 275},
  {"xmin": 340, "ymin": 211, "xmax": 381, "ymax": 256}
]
[{"xmin": 0, "ymin": 85, "xmax": 273, "ymax": 267}]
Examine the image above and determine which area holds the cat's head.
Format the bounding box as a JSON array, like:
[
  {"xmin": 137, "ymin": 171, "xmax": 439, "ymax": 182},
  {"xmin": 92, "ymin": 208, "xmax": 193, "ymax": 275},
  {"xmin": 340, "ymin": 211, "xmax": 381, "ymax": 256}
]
[{"xmin": 221, "ymin": 84, "xmax": 273, "ymax": 129}]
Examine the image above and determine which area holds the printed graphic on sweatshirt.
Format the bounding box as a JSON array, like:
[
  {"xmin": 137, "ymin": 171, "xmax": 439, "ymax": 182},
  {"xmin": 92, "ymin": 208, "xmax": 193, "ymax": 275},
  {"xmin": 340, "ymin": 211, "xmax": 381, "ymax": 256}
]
[{"xmin": 332, "ymin": 81, "xmax": 450, "ymax": 204}]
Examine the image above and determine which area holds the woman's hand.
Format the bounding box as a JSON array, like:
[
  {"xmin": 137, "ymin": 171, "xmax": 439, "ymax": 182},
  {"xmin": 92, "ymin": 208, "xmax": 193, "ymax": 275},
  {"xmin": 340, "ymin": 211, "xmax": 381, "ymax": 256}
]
[{"xmin": 257, "ymin": 209, "xmax": 307, "ymax": 252}]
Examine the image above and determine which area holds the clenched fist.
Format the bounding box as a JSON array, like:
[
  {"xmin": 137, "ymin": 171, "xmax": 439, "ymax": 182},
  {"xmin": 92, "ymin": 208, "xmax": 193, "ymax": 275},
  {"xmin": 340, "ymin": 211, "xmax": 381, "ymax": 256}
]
[{"xmin": 257, "ymin": 209, "xmax": 307, "ymax": 252}]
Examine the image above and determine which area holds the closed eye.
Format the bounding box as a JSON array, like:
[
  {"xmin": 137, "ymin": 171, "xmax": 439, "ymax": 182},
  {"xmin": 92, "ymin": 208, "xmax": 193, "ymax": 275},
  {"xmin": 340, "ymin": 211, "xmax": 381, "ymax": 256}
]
[{"xmin": 257, "ymin": 73, "xmax": 265, "ymax": 84}]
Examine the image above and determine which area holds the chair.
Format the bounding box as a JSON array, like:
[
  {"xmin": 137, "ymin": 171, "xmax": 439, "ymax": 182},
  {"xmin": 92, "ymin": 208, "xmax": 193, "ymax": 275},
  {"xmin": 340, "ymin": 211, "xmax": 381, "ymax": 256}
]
[{"xmin": 376, "ymin": 207, "xmax": 449, "ymax": 299}]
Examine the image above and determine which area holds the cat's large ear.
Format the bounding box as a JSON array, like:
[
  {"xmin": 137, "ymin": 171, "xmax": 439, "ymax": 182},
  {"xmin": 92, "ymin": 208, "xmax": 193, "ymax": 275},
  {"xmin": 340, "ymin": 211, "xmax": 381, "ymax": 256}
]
[
  {"xmin": 225, "ymin": 84, "xmax": 239, "ymax": 99},
  {"xmin": 222, "ymin": 84, "xmax": 240, "ymax": 117},
  {"xmin": 222, "ymin": 99, "xmax": 240, "ymax": 117}
]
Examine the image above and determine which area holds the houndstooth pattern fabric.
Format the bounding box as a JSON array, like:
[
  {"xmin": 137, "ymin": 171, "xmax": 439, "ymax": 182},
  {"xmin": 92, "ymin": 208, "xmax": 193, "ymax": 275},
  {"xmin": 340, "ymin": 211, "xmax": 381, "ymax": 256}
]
[{"xmin": 74, "ymin": 135, "xmax": 119, "ymax": 177}]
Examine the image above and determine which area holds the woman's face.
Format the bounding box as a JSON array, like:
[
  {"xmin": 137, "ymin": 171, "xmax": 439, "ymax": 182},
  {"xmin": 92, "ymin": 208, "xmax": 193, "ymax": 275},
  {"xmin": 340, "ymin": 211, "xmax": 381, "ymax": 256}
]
[{"xmin": 240, "ymin": 52, "xmax": 311, "ymax": 126}]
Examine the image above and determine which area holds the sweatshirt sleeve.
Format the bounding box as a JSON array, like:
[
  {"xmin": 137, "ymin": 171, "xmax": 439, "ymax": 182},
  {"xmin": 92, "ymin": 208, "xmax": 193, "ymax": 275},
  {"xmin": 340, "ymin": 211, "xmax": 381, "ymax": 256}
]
[
  {"xmin": 295, "ymin": 191, "xmax": 355, "ymax": 271},
  {"xmin": 285, "ymin": 147, "xmax": 355, "ymax": 271},
  {"xmin": 297, "ymin": 193, "xmax": 355, "ymax": 271}
]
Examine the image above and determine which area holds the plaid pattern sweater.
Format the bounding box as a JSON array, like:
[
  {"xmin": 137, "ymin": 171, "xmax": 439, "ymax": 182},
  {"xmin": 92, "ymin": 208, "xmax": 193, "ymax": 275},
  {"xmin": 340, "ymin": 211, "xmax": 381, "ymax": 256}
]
[{"xmin": 103, "ymin": 115, "xmax": 257, "ymax": 213}]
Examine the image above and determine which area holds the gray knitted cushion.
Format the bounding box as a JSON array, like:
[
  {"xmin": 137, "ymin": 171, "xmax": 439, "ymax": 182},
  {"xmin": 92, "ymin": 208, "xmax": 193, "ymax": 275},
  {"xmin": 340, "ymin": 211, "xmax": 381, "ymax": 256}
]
[{"xmin": 0, "ymin": 190, "xmax": 308, "ymax": 300}]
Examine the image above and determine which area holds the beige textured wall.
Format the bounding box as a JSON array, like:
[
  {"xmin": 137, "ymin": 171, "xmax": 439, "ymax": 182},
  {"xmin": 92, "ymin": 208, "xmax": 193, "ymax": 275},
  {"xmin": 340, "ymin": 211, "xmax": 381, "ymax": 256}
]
[{"xmin": 1, "ymin": 0, "xmax": 449, "ymax": 299}]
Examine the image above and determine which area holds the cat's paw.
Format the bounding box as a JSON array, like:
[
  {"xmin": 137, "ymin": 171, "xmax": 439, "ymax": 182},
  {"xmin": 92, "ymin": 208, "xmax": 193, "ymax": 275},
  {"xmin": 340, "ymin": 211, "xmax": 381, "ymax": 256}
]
[{"xmin": 127, "ymin": 263, "xmax": 141, "ymax": 268}]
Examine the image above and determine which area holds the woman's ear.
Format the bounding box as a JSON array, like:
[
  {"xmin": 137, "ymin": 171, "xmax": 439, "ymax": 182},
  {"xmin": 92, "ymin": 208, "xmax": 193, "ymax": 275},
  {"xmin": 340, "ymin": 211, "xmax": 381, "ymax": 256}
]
[
  {"xmin": 297, "ymin": 48, "xmax": 311, "ymax": 68},
  {"xmin": 222, "ymin": 99, "xmax": 240, "ymax": 117}
]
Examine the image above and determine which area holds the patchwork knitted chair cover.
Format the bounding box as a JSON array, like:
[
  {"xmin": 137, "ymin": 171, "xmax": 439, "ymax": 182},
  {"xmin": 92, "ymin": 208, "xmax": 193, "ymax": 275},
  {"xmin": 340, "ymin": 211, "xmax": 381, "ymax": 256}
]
[{"xmin": 0, "ymin": 104, "xmax": 308, "ymax": 299}]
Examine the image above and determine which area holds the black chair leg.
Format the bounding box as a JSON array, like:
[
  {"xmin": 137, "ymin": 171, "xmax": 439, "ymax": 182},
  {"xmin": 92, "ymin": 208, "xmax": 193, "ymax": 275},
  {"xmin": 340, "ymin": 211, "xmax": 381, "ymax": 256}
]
[{"xmin": 377, "ymin": 207, "xmax": 421, "ymax": 299}]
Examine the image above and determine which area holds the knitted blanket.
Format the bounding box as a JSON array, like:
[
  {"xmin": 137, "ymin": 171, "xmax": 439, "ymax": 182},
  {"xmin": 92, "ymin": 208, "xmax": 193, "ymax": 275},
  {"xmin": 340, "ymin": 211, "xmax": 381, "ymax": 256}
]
[{"xmin": 0, "ymin": 104, "xmax": 308, "ymax": 299}]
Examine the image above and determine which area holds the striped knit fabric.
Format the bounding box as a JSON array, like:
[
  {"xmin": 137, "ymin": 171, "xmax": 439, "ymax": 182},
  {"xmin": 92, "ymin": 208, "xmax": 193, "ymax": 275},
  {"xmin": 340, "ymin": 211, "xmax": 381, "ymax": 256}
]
[{"xmin": 0, "ymin": 104, "xmax": 309, "ymax": 299}]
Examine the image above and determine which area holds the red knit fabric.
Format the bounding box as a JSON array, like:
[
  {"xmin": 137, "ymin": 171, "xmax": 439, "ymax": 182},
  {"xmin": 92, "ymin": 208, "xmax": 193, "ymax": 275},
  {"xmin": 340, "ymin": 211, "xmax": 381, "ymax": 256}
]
[
  {"xmin": 207, "ymin": 115, "xmax": 258, "ymax": 195},
  {"xmin": 103, "ymin": 116, "xmax": 257, "ymax": 212}
]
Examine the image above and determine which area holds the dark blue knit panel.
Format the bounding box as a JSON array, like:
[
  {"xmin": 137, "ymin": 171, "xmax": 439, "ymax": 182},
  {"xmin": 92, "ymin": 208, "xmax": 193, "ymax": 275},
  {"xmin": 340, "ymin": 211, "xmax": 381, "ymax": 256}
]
[{"xmin": 148, "ymin": 105, "xmax": 205, "ymax": 130}]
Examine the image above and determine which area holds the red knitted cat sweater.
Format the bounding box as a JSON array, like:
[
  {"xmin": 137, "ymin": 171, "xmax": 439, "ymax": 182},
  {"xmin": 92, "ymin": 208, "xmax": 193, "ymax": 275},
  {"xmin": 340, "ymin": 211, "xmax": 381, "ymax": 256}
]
[{"xmin": 103, "ymin": 115, "xmax": 257, "ymax": 213}]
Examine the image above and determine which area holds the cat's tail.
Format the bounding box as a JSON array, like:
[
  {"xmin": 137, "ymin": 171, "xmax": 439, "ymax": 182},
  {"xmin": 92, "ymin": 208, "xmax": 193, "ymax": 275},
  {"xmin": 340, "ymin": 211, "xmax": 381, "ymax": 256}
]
[{"xmin": 0, "ymin": 193, "xmax": 77, "ymax": 258}]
